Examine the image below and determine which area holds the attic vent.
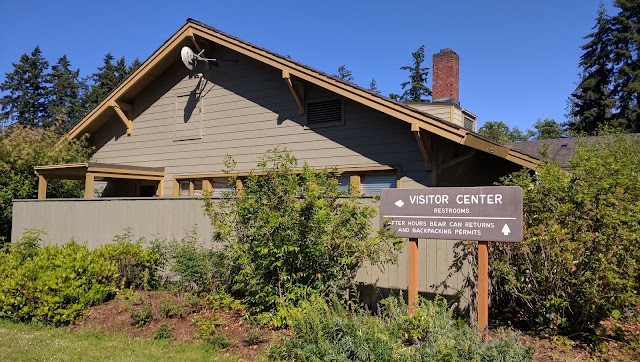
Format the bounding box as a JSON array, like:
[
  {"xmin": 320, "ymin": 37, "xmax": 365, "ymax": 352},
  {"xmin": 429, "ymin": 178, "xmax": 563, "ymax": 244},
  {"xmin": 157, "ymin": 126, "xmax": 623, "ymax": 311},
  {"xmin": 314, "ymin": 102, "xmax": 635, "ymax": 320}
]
[
  {"xmin": 306, "ymin": 98, "xmax": 344, "ymax": 127},
  {"xmin": 463, "ymin": 117, "xmax": 475, "ymax": 131}
]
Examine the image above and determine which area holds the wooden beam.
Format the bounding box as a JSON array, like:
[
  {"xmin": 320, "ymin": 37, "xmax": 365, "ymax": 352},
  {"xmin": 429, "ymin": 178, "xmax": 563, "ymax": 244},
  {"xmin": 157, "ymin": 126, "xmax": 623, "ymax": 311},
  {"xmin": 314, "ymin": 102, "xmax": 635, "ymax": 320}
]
[
  {"xmin": 412, "ymin": 123, "xmax": 432, "ymax": 171},
  {"xmin": 282, "ymin": 70, "xmax": 304, "ymax": 115},
  {"xmin": 84, "ymin": 173, "xmax": 95, "ymax": 199},
  {"xmin": 188, "ymin": 30, "xmax": 202, "ymax": 52},
  {"xmin": 110, "ymin": 101, "xmax": 133, "ymax": 135},
  {"xmin": 37, "ymin": 175, "xmax": 47, "ymax": 200},
  {"xmin": 408, "ymin": 238, "xmax": 419, "ymax": 314},
  {"xmin": 478, "ymin": 241, "xmax": 489, "ymax": 336},
  {"xmin": 349, "ymin": 175, "xmax": 361, "ymax": 193},
  {"xmin": 157, "ymin": 180, "xmax": 164, "ymax": 197}
]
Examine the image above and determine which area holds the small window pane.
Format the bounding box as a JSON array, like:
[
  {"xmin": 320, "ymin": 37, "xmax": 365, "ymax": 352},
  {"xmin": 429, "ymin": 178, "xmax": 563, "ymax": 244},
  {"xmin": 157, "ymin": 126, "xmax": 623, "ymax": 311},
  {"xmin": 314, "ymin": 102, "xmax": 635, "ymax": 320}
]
[
  {"xmin": 336, "ymin": 175, "xmax": 350, "ymax": 193},
  {"xmin": 193, "ymin": 180, "xmax": 203, "ymax": 196},
  {"xmin": 212, "ymin": 178, "xmax": 234, "ymax": 197},
  {"xmin": 361, "ymin": 174, "xmax": 396, "ymax": 195},
  {"xmin": 180, "ymin": 181, "xmax": 190, "ymax": 196}
]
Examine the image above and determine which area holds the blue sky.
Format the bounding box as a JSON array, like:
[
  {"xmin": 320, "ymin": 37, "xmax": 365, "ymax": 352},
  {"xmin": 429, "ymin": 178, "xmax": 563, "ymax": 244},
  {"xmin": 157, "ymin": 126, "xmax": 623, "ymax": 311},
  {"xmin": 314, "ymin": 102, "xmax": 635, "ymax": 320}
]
[{"xmin": 0, "ymin": 0, "xmax": 618, "ymax": 131}]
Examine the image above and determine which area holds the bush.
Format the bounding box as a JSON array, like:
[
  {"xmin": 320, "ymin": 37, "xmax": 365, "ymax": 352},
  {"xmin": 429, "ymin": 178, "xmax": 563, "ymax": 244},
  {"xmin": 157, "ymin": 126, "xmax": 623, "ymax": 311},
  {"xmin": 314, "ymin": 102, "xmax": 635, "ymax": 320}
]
[
  {"xmin": 159, "ymin": 295, "xmax": 183, "ymax": 318},
  {"xmin": 96, "ymin": 229, "xmax": 164, "ymax": 290},
  {"xmin": 493, "ymin": 133, "xmax": 640, "ymax": 335},
  {"xmin": 159, "ymin": 229, "xmax": 228, "ymax": 294},
  {"xmin": 203, "ymin": 149, "xmax": 402, "ymax": 325},
  {"xmin": 193, "ymin": 316, "xmax": 229, "ymax": 349},
  {"xmin": 154, "ymin": 324, "xmax": 173, "ymax": 341},
  {"xmin": 0, "ymin": 232, "xmax": 117, "ymax": 326},
  {"xmin": 269, "ymin": 296, "xmax": 532, "ymax": 361},
  {"xmin": 130, "ymin": 300, "xmax": 153, "ymax": 327}
]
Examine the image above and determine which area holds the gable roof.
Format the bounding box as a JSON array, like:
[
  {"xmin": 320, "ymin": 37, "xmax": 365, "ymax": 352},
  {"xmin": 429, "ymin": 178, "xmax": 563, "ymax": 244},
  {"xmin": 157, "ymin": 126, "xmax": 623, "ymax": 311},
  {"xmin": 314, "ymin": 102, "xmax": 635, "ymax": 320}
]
[
  {"xmin": 66, "ymin": 19, "xmax": 540, "ymax": 170},
  {"xmin": 507, "ymin": 134, "xmax": 640, "ymax": 168}
]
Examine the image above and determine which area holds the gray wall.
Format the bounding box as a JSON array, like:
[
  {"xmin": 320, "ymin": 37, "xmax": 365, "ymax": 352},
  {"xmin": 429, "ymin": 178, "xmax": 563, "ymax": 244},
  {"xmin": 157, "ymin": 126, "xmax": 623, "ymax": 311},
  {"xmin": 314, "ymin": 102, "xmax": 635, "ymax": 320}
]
[{"xmin": 12, "ymin": 197, "xmax": 473, "ymax": 308}]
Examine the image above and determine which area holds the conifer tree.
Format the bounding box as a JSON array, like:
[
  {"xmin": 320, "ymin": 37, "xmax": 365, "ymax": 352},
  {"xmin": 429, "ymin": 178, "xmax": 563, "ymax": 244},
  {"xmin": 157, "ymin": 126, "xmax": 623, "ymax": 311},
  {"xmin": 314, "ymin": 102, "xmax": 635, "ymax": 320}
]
[
  {"xmin": 335, "ymin": 65, "xmax": 354, "ymax": 82},
  {"xmin": 390, "ymin": 45, "xmax": 431, "ymax": 102},
  {"xmin": 0, "ymin": 46, "xmax": 50, "ymax": 127},
  {"xmin": 568, "ymin": 4, "xmax": 616, "ymax": 134},
  {"xmin": 47, "ymin": 55, "xmax": 85, "ymax": 132},
  {"xmin": 611, "ymin": 0, "xmax": 640, "ymax": 130},
  {"xmin": 369, "ymin": 78, "xmax": 380, "ymax": 94},
  {"xmin": 83, "ymin": 54, "xmax": 136, "ymax": 112}
]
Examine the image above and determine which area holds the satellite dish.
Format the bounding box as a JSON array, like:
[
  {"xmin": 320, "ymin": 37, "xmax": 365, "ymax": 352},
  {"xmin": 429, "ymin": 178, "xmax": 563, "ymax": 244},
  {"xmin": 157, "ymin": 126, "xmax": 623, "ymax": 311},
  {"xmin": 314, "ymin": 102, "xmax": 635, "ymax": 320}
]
[
  {"xmin": 181, "ymin": 46, "xmax": 220, "ymax": 70},
  {"xmin": 181, "ymin": 46, "xmax": 196, "ymax": 70}
]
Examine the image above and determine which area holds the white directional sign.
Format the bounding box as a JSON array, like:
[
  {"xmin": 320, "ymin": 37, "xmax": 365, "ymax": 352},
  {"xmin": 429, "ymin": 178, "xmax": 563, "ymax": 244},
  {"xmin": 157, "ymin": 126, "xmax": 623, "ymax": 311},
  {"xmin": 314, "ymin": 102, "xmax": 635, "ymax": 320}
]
[{"xmin": 380, "ymin": 186, "xmax": 523, "ymax": 242}]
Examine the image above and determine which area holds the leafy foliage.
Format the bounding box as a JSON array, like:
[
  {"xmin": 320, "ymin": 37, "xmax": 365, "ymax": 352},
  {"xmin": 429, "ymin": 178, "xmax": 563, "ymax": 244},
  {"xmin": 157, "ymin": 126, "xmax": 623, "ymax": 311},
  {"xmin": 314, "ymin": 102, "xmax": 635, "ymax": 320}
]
[
  {"xmin": 158, "ymin": 229, "xmax": 229, "ymax": 294},
  {"xmin": 203, "ymin": 148, "xmax": 402, "ymax": 325},
  {"xmin": 390, "ymin": 45, "xmax": 431, "ymax": 102},
  {"xmin": 96, "ymin": 229, "xmax": 164, "ymax": 290},
  {"xmin": 0, "ymin": 231, "xmax": 118, "ymax": 326},
  {"xmin": 478, "ymin": 121, "xmax": 535, "ymax": 143},
  {"xmin": 0, "ymin": 124, "xmax": 91, "ymax": 241},
  {"xmin": 492, "ymin": 133, "xmax": 640, "ymax": 335},
  {"xmin": 270, "ymin": 296, "xmax": 532, "ymax": 361},
  {"xmin": 130, "ymin": 299, "xmax": 153, "ymax": 327}
]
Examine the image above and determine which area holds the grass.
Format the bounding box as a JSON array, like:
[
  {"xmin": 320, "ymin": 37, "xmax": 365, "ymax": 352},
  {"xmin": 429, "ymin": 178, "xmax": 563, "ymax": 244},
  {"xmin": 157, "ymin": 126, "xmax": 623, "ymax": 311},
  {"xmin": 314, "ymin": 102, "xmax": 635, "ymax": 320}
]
[{"xmin": 0, "ymin": 319, "xmax": 238, "ymax": 362}]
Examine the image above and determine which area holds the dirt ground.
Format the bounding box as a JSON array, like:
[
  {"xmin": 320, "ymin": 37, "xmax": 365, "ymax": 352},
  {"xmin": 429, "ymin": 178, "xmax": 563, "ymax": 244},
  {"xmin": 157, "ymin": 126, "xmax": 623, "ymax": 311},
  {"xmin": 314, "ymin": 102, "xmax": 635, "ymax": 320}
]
[{"xmin": 70, "ymin": 291, "xmax": 639, "ymax": 361}]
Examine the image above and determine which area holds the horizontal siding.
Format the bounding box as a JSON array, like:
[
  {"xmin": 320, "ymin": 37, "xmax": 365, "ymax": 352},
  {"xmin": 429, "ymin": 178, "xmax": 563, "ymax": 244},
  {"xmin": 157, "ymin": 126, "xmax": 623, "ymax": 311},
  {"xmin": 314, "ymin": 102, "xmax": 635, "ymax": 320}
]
[{"xmin": 12, "ymin": 198, "xmax": 472, "ymax": 301}]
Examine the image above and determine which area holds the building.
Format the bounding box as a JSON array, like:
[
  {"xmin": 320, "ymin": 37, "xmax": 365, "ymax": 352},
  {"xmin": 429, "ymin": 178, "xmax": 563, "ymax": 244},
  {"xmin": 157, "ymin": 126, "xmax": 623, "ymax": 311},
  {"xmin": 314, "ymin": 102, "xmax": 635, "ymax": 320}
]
[{"xmin": 12, "ymin": 19, "xmax": 539, "ymax": 304}]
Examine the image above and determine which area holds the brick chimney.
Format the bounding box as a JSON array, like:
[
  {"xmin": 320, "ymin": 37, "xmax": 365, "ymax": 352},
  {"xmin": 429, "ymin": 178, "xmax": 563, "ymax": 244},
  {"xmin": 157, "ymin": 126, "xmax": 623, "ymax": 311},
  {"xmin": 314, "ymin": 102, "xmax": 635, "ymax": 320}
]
[{"xmin": 432, "ymin": 48, "xmax": 459, "ymax": 102}]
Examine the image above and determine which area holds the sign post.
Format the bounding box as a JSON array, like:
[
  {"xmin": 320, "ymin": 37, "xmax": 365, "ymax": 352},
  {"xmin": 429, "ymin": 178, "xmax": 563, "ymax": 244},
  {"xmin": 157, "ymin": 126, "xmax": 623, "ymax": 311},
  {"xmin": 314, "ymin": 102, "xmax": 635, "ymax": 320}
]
[{"xmin": 380, "ymin": 186, "xmax": 523, "ymax": 334}]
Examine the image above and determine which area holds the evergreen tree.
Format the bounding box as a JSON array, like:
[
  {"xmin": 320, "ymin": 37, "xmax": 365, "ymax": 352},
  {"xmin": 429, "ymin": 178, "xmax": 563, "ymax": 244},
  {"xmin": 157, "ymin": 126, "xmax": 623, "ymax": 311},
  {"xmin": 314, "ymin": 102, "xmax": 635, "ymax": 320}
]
[
  {"xmin": 47, "ymin": 55, "xmax": 85, "ymax": 132},
  {"xmin": 390, "ymin": 45, "xmax": 431, "ymax": 102},
  {"xmin": 335, "ymin": 65, "xmax": 354, "ymax": 82},
  {"xmin": 0, "ymin": 46, "xmax": 50, "ymax": 127},
  {"xmin": 611, "ymin": 0, "xmax": 640, "ymax": 130},
  {"xmin": 568, "ymin": 4, "xmax": 616, "ymax": 134},
  {"xmin": 369, "ymin": 78, "xmax": 380, "ymax": 94},
  {"xmin": 83, "ymin": 54, "xmax": 136, "ymax": 112}
]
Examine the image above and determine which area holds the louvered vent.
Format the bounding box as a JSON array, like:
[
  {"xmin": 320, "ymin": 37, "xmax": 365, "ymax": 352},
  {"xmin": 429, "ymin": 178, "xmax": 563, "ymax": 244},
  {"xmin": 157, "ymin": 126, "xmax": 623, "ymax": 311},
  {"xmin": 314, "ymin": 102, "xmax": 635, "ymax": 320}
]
[
  {"xmin": 307, "ymin": 99, "xmax": 343, "ymax": 125},
  {"xmin": 464, "ymin": 117, "xmax": 475, "ymax": 131}
]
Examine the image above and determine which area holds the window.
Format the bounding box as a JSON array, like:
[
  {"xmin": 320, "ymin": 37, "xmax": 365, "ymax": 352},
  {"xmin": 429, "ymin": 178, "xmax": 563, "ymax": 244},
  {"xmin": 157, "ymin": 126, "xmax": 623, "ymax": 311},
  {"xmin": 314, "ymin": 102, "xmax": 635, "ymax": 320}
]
[
  {"xmin": 360, "ymin": 174, "xmax": 397, "ymax": 195},
  {"xmin": 212, "ymin": 178, "xmax": 235, "ymax": 197},
  {"xmin": 305, "ymin": 98, "xmax": 344, "ymax": 127},
  {"xmin": 177, "ymin": 179, "xmax": 204, "ymax": 197}
]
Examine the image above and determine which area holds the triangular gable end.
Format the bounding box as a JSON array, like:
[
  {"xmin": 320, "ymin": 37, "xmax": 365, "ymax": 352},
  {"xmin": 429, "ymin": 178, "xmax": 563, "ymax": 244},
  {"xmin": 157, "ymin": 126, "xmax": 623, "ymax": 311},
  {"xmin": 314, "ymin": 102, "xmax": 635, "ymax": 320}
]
[{"xmin": 66, "ymin": 18, "xmax": 539, "ymax": 170}]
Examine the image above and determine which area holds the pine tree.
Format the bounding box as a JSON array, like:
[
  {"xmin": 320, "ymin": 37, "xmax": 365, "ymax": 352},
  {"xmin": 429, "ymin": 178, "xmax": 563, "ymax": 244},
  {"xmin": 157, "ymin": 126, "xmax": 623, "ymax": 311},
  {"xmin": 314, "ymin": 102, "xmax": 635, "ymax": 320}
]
[
  {"xmin": 390, "ymin": 45, "xmax": 431, "ymax": 102},
  {"xmin": 335, "ymin": 65, "xmax": 354, "ymax": 82},
  {"xmin": 611, "ymin": 0, "xmax": 640, "ymax": 130},
  {"xmin": 83, "ymin": 54, "xmax": 136, "ymax": 112},
  {"xmin": 369, "ymin": 78, "xmax": 380, "ymax": 94},
  {"xmin": 0, "ymin": 46, "xmax": 50, "ymax": 127},
  {"xmin": 47, "ymin": 55, "xmax": 85, "ymax": 132},
  {"xmin": 568, "ymin": 4, "xmax": 616, "ymax": 134}
]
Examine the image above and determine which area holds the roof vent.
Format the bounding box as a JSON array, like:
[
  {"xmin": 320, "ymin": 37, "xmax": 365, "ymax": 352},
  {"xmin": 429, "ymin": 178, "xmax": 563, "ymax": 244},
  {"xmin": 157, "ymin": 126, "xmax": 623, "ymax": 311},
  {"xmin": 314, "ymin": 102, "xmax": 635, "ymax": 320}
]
[{"xmin": 306, "ymin": 99, "xmax": 343, "ymax": 126}]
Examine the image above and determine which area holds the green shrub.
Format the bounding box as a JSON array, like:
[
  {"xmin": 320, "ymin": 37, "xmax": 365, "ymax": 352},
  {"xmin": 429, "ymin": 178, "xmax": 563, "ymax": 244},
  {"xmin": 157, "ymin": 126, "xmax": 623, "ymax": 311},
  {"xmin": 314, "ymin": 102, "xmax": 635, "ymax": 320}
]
[
  {"xmin": 203, "ymin": 149, "xmax": 403, "ymax": 324},
  {"xmin": 270, "ymin": 296, "xmax": 532, "ymax": 361},
  {"xmin": 0, "ymin": 233, "xmax": 117, "ymax": 326},
  {"xmin": 493, "ymin": 133, "xmax": 640, "ymax": 335},
  {"xmin": 154, "ymin": 324, "xmax": 173, "ymax": 341},
  {"xmin": 193, "ymin": 316, "xmax": 229, "ymax": 349},
  {"xmin": 159, "ymin": 295, "xmax": 183, "ymax": 318},
  {"xmin": 159, "ymin": 230, "xmax": 228, "ymax": 294},
  {"xmin": 130, "ymin": 300, "xmax": 153, "ymax": 327},
  {"xmin": 96, "ymin": 229, "xmax": 164, "ymax": 290}
]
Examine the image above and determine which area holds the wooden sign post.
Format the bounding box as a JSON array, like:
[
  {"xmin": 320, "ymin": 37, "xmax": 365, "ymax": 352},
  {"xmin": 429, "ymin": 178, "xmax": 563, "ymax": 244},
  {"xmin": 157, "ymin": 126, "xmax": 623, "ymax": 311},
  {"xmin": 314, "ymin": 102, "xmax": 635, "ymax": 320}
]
[{"xmin": 380, "ymin": 187, "xmax": 523, "ymax": 332}]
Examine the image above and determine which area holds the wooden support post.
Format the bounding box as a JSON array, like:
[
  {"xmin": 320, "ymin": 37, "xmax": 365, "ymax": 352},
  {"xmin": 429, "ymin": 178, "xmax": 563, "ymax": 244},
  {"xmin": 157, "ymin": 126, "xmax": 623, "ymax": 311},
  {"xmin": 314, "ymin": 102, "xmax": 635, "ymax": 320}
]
[
  {"xmin": 478, "ymin": 240, "xmax": 489, "ymax": 336},
  {"xmin": 37, "ymin": 175, "xmax": 47, "ymax": 200},
  {"xmin": 408, "ymin": 237, "xmax": 419, "ymax": 313},
  {"xmin": 84, "ymin": 173, "xmax": 95, "ymax": 199}
]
